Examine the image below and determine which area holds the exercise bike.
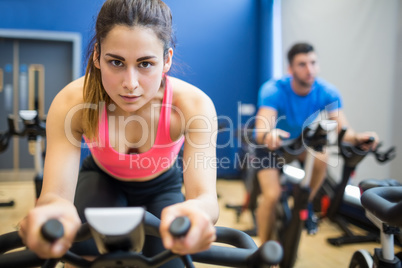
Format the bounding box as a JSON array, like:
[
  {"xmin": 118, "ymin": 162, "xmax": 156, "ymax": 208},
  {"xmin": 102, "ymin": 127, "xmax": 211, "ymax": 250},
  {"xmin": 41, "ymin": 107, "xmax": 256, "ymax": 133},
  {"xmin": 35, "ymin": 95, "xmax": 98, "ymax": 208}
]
[
  {"xmin": 319, "ymin": 128, "xmax": 397, "ymax": 246},
  {"xmin": 0, "ymin": 110, "xmax": 46, "ymax": 205},
  {"xmin": 226, "ymin": 119, "xmax": 336, "ymax": 268},
  {"xmin": 224, "ymin": 123, "xmax": 310, "ymax": 236},
  {"xmin": 349, "ymin": 186, "xmax": 402, "ymax": 268},
  {"xmin": 275, "ymin": 120, "xmax": 335, "ymax": 268},
  {"xmin": 0, "ymin": 207, "xmax": 283, "ymax": 267}
]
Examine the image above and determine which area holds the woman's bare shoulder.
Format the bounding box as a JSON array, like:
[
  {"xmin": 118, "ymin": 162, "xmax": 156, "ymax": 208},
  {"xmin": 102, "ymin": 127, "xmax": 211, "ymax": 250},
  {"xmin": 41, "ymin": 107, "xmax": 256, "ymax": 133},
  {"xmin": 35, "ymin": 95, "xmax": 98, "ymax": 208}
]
[
  {"xmin": 170, "ymin": 77, "xmax": 214, "ymax": 106},
  {"xmin": 169, "ymin": 76, "xmax": 216, "ymax": 120},
  {"xmin": 50, "ymin": 77, "xmax": 84, "ymax": 114},
  {"xmin": 169, "ymin": 76, "xmax": 201, "ymax": 94},
  {"xmin": 53, "ymin": 77, "xmax": 85, "ymax": 106}
]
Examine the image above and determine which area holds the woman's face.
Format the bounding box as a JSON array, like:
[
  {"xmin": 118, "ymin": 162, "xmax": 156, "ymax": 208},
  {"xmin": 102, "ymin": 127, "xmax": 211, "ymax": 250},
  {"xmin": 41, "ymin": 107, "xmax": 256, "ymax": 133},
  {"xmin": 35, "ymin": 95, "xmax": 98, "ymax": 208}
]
[{"xmin": 94, "ymin": 25, "xmax": 172, "ymax": 114}]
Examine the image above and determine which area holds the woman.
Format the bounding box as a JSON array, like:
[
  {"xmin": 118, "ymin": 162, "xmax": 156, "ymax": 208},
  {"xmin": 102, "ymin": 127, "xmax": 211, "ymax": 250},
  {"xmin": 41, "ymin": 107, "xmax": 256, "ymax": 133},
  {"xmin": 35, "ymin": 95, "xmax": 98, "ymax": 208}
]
[{"xmin": 18, "ymin": 0, "xmax": 219, "ymax": 266}]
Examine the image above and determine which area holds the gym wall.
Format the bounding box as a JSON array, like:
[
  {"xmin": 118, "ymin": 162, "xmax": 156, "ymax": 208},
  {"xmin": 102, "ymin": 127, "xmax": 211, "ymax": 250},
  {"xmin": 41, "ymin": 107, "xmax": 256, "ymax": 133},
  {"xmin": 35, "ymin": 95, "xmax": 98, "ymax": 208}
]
[
  {"xmin": 0, "ymin": 0, "xmax": 274, "ymax": 178},
  {"xmin": 390, "ymin": 2, "xmax": 402, "ymax": 182},
  {"xmin": 163, "ymin": 0, "xmax": 273, "ymax": 178}
]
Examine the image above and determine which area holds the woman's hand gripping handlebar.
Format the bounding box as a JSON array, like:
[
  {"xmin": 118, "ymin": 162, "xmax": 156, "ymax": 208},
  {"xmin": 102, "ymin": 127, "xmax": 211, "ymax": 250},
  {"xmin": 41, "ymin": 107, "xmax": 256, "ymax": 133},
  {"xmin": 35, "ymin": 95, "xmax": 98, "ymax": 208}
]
[{"xmin": 0, "ymin": 207, "xmax": 284, "ymax": 267}]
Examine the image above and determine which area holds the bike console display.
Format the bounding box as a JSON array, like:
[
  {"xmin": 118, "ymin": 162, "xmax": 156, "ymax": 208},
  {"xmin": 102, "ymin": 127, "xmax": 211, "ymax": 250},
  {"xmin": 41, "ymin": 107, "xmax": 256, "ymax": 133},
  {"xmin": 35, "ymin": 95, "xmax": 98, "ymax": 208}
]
[{"xmin": 85, "ymin": 207, "xmax": 146, "ymax": 254}]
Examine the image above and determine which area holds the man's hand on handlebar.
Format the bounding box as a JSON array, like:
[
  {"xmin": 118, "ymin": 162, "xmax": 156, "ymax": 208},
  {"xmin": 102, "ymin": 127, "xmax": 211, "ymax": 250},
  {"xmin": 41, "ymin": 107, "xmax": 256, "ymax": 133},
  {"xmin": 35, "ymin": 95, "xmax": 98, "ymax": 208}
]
[
  {"xmin": 17, "ymin": 194, "xmax": 80, "ymax": 259},
  {"xmin": 160, "ymin": 202, "xmax": 216, "ymax": 256},
  {"xmin": 263, "ymin": 129, "xmax": 290, "ymax": 151},
  {"xmin": 355, "ymin": 131, "xmax": 379, "ymax": 151}
]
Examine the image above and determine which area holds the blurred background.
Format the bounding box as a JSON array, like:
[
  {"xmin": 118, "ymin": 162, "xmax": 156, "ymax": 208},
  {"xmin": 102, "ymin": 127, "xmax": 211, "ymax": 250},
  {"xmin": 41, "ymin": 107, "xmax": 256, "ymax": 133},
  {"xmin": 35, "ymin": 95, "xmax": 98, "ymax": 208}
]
[
  {"xmin": 1, "ymin": 1, "xmax": 401, "ymax": 267},
  {"xmin": 0, "ymin": 0, "xmax": 400, "ymax": 183}
]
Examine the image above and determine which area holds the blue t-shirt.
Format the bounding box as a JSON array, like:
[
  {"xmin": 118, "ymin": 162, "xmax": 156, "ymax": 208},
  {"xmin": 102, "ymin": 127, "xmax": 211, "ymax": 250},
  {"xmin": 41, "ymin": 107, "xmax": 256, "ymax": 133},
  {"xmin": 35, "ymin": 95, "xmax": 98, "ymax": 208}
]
[{"xmin": 258, "ymin": 75, "xmax": 343, "ymax": 139}]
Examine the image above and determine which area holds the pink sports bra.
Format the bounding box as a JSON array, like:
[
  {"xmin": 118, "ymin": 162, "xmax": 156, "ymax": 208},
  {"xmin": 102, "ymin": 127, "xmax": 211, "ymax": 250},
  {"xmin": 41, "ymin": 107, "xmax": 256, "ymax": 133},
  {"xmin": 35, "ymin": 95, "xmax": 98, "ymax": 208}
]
[{"xmin": 83, "ymin": 76, "xmax": 185, "ymax": 179}]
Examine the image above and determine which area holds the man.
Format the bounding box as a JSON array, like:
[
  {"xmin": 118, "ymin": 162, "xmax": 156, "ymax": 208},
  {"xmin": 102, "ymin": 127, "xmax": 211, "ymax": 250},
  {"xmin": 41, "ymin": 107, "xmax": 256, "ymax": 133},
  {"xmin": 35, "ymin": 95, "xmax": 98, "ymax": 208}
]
[{"xmin": 254, "ymin": 42, "xmax": 378, "ymax": 242}]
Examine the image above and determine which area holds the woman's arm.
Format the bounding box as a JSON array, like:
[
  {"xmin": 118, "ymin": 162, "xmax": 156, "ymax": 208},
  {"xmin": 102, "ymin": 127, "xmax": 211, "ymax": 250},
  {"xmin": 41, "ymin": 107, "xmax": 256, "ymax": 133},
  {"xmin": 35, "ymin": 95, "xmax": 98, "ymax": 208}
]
[
  {"xmin": 41, "ymin": 85, "xmax": 83, "ymax": 201},
  {"xmin": 159, "ymin": 79, "xmax": 218, "ymax": 254}
]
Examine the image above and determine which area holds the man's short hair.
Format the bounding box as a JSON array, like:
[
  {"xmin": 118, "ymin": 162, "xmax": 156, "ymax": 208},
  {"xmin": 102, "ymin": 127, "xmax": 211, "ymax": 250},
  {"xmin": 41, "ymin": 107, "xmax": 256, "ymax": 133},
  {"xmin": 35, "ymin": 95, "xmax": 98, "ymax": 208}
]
[{"xmin": 287, "ymin": 43, "xmax": 315, "ymax": 65}]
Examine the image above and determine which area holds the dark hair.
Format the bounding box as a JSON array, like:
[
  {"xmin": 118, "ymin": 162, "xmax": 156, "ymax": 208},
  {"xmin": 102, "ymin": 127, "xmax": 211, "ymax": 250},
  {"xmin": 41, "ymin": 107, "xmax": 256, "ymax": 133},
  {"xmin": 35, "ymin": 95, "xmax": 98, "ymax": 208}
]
[
  {"xmin": 94, "ymin": 0, "xmax": 174, "ymax": 55},
  {"xmin": 82, "ymin": 0, "xmax": 175, "ymax": 139},
  {"xmin": 287, "ymin": 42, "xmax": 314, "ymax": 65}
]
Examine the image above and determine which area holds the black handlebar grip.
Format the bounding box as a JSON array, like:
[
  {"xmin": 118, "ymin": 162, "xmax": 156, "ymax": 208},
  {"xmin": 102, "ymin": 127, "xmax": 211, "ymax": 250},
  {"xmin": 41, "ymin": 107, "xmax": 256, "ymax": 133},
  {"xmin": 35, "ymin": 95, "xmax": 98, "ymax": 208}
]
[
  {"xmin": 248, "ymin": 240, "xmax": 283, "ymax": 266},
  {"xmin": 363, "ymin": 136, "xmax": 375, "ymax": 145},
  {"xmin": 169, "ymin": 216, "xmax": 191, "ymax": 237},
  {"xmin": 41, "ymin": 219, "xmax": 64, "ymax": 242},
  {"xmin": 278, "ymin": 134, "xmax": 287, "ymax": 140},
  {"xmin": 356, "ymin": 136, "xmax": 375, "ymax": 150}
]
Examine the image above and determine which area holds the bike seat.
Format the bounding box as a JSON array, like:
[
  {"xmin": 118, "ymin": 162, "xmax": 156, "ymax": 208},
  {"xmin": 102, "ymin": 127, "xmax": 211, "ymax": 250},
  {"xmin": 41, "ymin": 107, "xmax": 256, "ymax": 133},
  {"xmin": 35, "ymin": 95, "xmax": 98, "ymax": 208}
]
[
  {"xmin": 359, "ymin": 179, "xmax": 401, "ymax": 192},
  {"xmin": 361, "ymin": 186, "xmax": 402, "ymax": 227}
]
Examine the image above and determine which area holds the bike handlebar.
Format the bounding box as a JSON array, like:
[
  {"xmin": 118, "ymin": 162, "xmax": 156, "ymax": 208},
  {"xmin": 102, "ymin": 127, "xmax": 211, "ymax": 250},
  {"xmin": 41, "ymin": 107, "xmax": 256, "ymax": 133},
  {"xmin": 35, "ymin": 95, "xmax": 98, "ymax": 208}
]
[
  {"xmin": 361, "ymin": 186, "xmax": 402, "ymax": 227},
  {"xmin": 337, "ymin": 127, "xmax": 395, "ymax": 168},
  {"xmin": 169, "ymin": 216, "xmax": 191, "ymax": 237},
  {"xmin": 41, "ymin": 219, "xmax": 64, "ymax": 242},
  {"xmin": 0, "ymin": 211, "xmax": 283, "ymax": 268},
  {"xmin": 275, "ymin": 120, "xmax": 334, "ymax": 163},
  {"xmin": 0, "ymin": 111, "xmax": 46, "ymax": 153}
]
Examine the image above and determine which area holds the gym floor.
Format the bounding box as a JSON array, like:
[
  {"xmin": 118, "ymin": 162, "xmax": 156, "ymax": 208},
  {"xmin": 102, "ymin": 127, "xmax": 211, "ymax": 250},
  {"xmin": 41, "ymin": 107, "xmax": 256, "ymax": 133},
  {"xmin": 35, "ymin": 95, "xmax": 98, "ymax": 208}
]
[{"xmin": 0, "ymin": 171, "xmax": 397, "ymax": 267}]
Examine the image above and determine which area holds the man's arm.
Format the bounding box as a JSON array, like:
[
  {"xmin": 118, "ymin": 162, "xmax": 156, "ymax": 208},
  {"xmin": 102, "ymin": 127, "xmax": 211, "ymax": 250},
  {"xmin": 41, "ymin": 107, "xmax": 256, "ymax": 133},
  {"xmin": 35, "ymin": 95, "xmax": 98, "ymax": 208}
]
[
  {"xmin": 255, "ymin": 107, "xmax": 277, "ymax": 144},
  {"xmin": 255, "ymin": 107, "xmax": 290, "ymax": 150}
]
